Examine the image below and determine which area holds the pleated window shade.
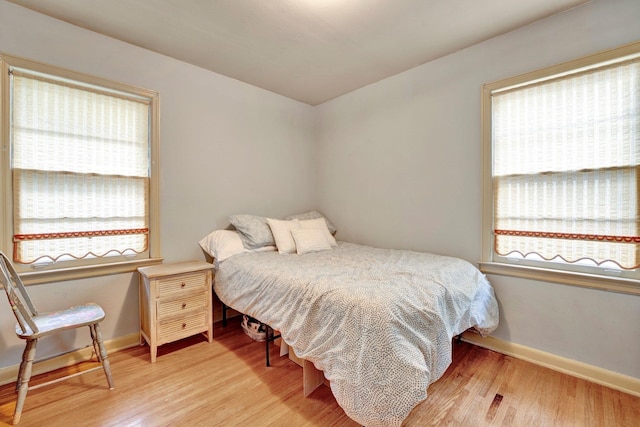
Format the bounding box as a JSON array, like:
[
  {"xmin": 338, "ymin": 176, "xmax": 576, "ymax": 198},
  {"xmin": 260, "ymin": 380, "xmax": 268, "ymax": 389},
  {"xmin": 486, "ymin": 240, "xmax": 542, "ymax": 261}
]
[
  {"xmin": 492, "ymin": 58, "xmax": 640, "ymax": 270},
  {"xmin": 11, "ymin": 70, "xmax": 150, "ymax": 264}
]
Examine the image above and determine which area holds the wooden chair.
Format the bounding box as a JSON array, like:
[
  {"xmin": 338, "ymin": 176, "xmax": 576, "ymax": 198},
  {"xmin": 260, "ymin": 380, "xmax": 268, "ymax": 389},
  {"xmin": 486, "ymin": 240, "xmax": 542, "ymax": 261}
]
[{"xmin": 0, "ymin": 252, "xmax": 114, "ymax": 424}]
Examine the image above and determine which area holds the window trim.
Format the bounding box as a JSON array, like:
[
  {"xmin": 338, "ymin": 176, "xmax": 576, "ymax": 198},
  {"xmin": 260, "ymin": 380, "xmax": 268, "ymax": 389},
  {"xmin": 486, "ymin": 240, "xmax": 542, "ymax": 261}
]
[
  {"xmin": 480, "ymin": 40, "xmax": 640, "ymax": 295},
  {"xmin": 0, "ymin": 53, "xmax": 162, "ymax": 283}
]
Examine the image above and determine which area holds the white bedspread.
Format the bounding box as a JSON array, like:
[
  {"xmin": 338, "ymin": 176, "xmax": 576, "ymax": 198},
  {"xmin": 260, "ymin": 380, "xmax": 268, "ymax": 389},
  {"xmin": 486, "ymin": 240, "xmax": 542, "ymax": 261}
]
[{"xmin": 214, "ymin": 242, "xmax": 499, "ymax": 426}]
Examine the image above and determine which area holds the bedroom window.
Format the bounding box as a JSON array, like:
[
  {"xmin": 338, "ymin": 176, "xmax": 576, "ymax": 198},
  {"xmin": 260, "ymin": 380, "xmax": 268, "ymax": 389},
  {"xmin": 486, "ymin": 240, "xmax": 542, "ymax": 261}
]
[
  {"xmin": 481, "ymin": 41, "xmax": 640, "ymax": 294},
  {"xmin": 0, "ymin": 54, "xmax": 160, "ymax": 283}
]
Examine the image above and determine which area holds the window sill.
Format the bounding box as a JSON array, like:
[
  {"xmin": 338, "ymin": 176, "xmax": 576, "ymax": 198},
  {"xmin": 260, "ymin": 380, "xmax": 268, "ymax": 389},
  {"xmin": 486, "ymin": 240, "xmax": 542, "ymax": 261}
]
[
  {"xmin": 20, "ymin": 258, "xmax": 164, "ymax": 285},
  {"xmin": 478, "ymin": 261, "xmax": 640, "ymax": 296}
]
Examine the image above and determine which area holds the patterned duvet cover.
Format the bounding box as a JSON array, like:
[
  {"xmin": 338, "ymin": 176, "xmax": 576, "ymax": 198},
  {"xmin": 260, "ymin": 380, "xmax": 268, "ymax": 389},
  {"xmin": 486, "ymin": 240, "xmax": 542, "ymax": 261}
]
[{"xmin": 214, "ymin": 242, "xmax": 499, "ymax": 426}]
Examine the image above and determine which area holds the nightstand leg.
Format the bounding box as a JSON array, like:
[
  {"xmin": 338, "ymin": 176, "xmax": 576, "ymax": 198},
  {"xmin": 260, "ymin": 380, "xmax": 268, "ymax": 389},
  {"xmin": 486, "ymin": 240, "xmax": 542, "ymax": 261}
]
[{"xmin": 150, "ymin": 344, "xmax": 157, "ymax": 363}]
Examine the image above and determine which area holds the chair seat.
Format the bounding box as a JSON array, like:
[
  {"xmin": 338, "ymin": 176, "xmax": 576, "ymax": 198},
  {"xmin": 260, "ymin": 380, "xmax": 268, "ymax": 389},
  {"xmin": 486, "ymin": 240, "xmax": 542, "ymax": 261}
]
[{"xmin": 15, "ymin": 303, "xmax": 106, "ymax": 339}]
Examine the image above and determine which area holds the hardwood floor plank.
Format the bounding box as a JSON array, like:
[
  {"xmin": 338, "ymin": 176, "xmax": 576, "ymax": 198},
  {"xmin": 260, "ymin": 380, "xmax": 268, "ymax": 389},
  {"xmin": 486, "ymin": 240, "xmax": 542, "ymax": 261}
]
[{"xmin": 0, "ymin": 318, "xmax": 638, "ymax": 426}]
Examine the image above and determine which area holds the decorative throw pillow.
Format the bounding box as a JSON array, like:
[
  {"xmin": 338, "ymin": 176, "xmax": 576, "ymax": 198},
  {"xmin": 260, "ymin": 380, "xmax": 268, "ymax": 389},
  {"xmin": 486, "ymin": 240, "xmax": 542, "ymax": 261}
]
[
  {"xmin": 291, "ymin": 228, "xmax": 332, "ymax": 254},
  {"xmin": 284, "ymin": 210, "xmax": 337, "ymax": 235},
  {"xmin": 299, "ymin": 218, "xmax": 337, "ymax": 246},
  {"xmin": 229, "ymin": 214, "xmax": 275, "ymax": 249},
  {"xmin": 267, "ymin": 218, "xmax": 301, "ymax": 254}
]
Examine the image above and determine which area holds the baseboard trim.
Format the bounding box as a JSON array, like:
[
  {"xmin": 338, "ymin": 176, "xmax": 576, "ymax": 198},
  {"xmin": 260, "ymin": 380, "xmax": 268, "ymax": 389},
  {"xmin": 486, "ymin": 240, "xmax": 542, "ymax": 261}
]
[
  {"xmin": 462, "ymin": 331, "xmax": 640, "ymax": 397},
  {"xmin": 0, "ymin": 333, "xmax": 140, "ymax": 387}
]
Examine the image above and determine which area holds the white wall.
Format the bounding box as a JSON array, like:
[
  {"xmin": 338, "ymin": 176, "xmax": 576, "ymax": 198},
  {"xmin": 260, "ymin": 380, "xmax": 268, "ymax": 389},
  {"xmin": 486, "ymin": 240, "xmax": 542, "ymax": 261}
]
[
  {"xmin": 0, "ymin": 0, "xmax": 316, "ymax": 368},
  {"xmin": 1, "ymin": 0, "xmax": 639, "ymax": 385},
  {"xmin": 316, "ymin": 0, "xmax": 640, "ymax": 380}
]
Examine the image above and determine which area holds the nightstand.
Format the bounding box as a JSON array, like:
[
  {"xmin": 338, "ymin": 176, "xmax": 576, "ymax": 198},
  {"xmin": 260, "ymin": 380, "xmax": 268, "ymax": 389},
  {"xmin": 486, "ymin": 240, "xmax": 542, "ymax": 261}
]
[{"xmin": 137, "ymin": 261, "xmax": 214, "ymax": 362}]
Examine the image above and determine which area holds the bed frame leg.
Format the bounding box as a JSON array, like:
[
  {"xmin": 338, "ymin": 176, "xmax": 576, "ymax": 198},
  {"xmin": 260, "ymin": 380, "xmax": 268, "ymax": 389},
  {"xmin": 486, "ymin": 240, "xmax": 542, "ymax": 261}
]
[
  {"xmin": 222, "ymin": 303, "xmax": 227, "ymax": 327},
  {"xmin": 265, "ymin": 324, "xmax": 281, "ymax": 367},
  {"xmin": 265, "ymin": 326, "xmax": 271, "ymax": 366}
]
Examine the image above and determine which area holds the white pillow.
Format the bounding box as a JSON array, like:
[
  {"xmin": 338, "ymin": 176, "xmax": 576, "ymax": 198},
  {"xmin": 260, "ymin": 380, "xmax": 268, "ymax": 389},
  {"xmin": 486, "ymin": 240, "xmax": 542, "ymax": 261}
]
[
  {"xmin": 300, "ymin": 218, "xmax": 337, "ymax": 247},
  {"xmin": 267, "ymin": 218, "xmax": 301, "ymax": 254},
  {"xmin": 291, "ymin": 228, "xmax": 332, "ymax": 254},
  {"xmin": 198, "ymin": 230, "xmax": 246, "ymax": 262}
]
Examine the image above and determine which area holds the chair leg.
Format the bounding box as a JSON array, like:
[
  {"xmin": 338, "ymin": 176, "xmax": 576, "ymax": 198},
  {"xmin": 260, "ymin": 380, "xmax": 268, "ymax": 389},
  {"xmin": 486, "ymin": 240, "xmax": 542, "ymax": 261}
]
[
  {"xmin": 14, "ymin": 339, "xmax": 37, "ymax": 425},
  {"xmin": 15, "ymin": 352, "xmax": 28, "ymax": 393},
  {"xmin": 90, "ymin": 324, "xmax": 114, "ymax": 390}
]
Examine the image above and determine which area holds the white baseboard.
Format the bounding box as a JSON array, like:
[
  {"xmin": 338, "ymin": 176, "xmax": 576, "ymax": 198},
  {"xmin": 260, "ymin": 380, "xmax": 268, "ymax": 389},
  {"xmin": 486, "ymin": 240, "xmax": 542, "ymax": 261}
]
[
  {"xmin": 0, "ymin": 333, "xmax": 140, "ymax": 387},
  {"xmin": 462, "ymin": 331, "xmax": 640, "ymax": 397}
]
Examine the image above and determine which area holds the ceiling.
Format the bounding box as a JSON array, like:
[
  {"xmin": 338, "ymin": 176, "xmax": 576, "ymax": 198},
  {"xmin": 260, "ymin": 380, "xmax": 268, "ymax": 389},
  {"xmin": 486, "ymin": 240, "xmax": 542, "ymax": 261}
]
[{"xmin": 8, "ymin": 0, "xmax": 589, "ymax": 105}]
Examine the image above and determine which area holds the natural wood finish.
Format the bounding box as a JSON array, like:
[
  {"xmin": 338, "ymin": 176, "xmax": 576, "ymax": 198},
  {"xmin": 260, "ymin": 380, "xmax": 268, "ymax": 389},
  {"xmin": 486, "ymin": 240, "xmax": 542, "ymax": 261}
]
[
  {"xmin": 286, "ymin": 345, "xmax": 324, "ymax": 396},
  {"xmin": 302, "ymin": 359, "xmax": 325, "ymax": 398},
  {"xmin": 462, "ymin": 330, "xmax": 640, "ymax": 396},
  {"xmin": 138, "ymin": 261, "xmax": 214, "ymax": 362},
  {"xmin": 0, "ymin": 318, "xmax": 638, "ymax": 426}
]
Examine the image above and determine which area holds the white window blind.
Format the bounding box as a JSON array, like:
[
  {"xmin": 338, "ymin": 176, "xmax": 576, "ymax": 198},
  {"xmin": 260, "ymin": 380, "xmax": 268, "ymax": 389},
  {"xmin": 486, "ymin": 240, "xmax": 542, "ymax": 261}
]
[
  {"xmin": 11, "ymin": 69, "xmax": 151, "ymax": 264},
  {"xmin": 492, "ymin": 58, "xmax": 640, "ymax": 270}
]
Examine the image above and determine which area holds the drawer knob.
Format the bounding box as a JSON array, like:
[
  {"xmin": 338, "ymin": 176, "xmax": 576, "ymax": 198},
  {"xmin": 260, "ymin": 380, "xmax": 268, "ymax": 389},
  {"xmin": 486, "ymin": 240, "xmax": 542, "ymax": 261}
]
[
  {"xmin": 181, "ymin": 303, "xmax": 187, "ymax": 309},
  {"xmin": 180, "ymin": 282, "xmax": 186, "ymax": 288},
  {"xmin": 182, "ymin": 323, "xmax": 187, "ymax": 329}
]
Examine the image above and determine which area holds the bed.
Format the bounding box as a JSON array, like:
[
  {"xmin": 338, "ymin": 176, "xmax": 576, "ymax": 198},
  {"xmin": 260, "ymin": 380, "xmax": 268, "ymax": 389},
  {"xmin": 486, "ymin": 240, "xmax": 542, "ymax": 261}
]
[{"xmin": 204, "ymin": 214, "xmax": 498, "ymax": 427}]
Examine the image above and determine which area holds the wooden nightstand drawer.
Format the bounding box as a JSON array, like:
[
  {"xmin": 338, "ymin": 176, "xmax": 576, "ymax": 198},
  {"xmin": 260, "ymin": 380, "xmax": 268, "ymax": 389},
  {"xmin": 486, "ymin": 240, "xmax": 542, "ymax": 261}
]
[
  {"xmin": 156, "ymin": 293, "xmax": 207, "ymax": 319},
  {"xmin": 158, "ymin": 310, "xmax": 208, "ymax": 343},
  {"xmin": 157, "ymin": 271, "xmax": 207, "ymax": 296}
]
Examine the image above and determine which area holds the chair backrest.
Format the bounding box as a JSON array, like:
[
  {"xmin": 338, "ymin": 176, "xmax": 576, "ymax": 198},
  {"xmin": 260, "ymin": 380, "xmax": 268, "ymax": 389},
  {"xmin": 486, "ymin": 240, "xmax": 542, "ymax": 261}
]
[{"xmin": 0, "ymin": 252, "xmax": 39, "ymax": 335}]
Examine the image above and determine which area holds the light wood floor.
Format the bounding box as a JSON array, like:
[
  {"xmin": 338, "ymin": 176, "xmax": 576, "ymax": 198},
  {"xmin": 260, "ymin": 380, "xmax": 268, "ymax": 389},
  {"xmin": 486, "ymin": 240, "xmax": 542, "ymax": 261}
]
[{"xmin": 0, "ymin": 318, "xmax": 638, "ymax": 426}]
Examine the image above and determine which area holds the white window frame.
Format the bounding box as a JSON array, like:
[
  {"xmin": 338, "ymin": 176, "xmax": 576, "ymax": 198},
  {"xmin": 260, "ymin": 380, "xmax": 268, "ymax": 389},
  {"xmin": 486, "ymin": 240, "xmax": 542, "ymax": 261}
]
[
  {"xmin": 0, "ymin": 53, "xmax": 162, "ymax": 284},
  {"xmin": 480, "ymin": 41, "xmax": 640, "ymax": 296}
]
